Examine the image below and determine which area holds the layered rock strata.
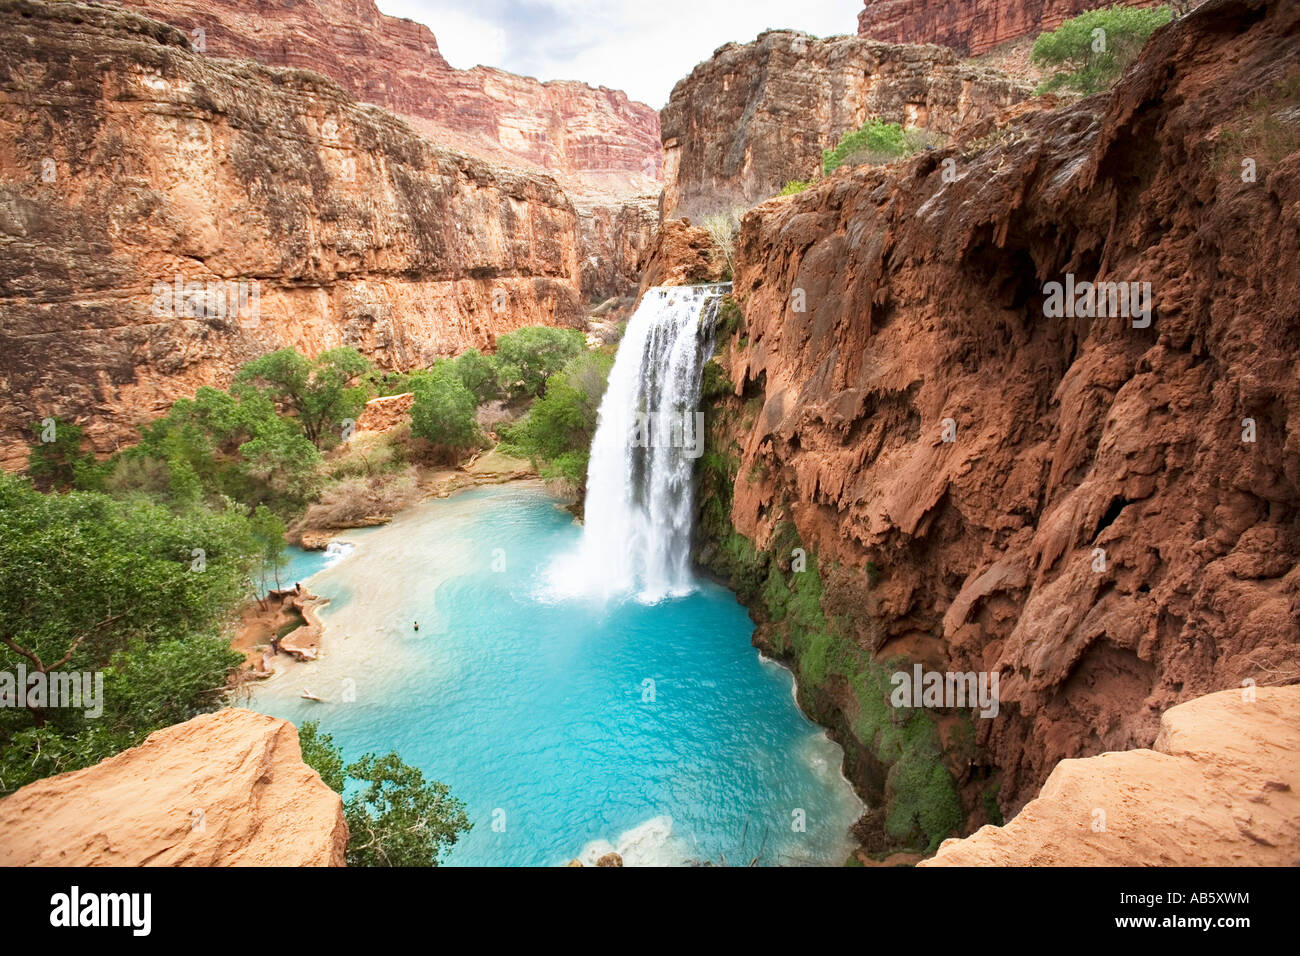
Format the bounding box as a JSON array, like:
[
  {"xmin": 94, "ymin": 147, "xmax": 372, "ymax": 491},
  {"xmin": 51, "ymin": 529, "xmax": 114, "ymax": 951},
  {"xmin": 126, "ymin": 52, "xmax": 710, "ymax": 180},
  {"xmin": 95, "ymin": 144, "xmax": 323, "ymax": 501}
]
[
  {"xmin": 0, "ymin": 0, "xmax": 584, "ymax": 468},
  {"xmin": 660, "ymin": 30, "xmax": 1029, "ymax": 219}
]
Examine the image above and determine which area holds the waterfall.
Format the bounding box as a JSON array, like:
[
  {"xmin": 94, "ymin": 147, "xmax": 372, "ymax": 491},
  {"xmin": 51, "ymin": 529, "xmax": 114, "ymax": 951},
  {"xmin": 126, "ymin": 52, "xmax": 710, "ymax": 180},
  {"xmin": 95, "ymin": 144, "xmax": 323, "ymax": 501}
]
[{"xmin": 548, "ymin": 284, "xmax": 729, "ymax": 603}]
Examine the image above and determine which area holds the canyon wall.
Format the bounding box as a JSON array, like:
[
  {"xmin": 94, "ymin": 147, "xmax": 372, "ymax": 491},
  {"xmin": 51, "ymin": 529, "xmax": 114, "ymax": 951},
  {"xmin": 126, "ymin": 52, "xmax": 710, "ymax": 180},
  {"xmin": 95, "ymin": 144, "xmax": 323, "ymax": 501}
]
[
  {"xmin": 577, "ymin": 195, "xmax": 660, "ymax": 302},
  {"xmin": 857, "ymin": 0, "xmax": 1165, "ymax": 56},
  {"xmin": 699, "ymin": 0, "xmax": 1299, "ymax": 842},
  {"xmin": 0, "ymin": 708, "xmax": 348, "ymax": 866},
  {"xmin": 107, "ymin": 0, "xmax": 663, "ymax": 197},
  {"xmin": 0, "ymin": 0, "xmax": 585, "ymax": 470},
  {"xmin": 660, "ymin": 30, "xmax": 1029, "ymax": 220}
]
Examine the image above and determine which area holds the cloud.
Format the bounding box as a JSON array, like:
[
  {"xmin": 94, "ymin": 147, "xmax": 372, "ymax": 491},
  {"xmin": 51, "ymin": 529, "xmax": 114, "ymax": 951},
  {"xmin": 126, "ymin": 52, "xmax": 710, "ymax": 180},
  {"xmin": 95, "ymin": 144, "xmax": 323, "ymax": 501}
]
[{"xmin": 376, "ymin": 0, "xmax": 858, "ymax": 108}]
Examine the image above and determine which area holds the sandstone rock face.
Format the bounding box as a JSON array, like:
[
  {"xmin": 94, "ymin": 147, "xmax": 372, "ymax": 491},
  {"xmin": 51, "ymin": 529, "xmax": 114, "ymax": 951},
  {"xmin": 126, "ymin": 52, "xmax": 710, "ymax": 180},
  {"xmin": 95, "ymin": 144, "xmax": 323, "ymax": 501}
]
[
  {"xmin": 577, "ymin": 195, "xmax": 660, "ymax": 301},
  {"xmin": 660, "ymin": 30, "xmax": 1029, "ymax": 220},
  {"xmin": 635, "ymin": 219, "xmax": 729, "ymax": 300},
  {"xmin": 0, "ymin": 0, "xmax": 584, "ymax": 469},
  {"xmin": 0, "ymin": 708, "xmax": 347, "ymax": 866},
  {"xmin": 719, "ymin": 0, "xmax": 1299, "ymax": 812},
  {"xmin": 109, "ymin": 0, "xmax": 662, "ymax": 197},
  {"xmin": 923, "ymin": 686, "xmax": 1300, "ymax": 865},
  {"xmin": 858, "ymin": 0, "xmax": 1164, "ymax": 56}
]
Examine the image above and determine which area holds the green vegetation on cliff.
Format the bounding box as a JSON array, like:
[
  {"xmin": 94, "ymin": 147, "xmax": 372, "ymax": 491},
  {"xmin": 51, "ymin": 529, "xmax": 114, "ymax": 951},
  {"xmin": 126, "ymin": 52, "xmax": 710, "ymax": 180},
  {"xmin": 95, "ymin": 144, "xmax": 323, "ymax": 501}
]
[
  {"xmin": 822, "ymin": 120, "xmax": 936, "ymax": 174},
  {"xmin": 1031, "ymin": 5, "xmax": 1172, "ymax": 96},
  {"xmin": 693, "ymin": 296, "xmax": 965, "ymax": 854}
]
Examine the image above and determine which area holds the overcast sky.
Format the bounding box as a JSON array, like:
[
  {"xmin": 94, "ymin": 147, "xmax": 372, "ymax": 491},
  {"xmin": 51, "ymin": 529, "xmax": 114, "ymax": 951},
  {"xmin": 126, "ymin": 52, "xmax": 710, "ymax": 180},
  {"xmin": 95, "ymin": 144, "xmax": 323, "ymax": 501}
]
[{"xmin": 376, "ymin": 0, "xmax": 859, "ymax": 108}]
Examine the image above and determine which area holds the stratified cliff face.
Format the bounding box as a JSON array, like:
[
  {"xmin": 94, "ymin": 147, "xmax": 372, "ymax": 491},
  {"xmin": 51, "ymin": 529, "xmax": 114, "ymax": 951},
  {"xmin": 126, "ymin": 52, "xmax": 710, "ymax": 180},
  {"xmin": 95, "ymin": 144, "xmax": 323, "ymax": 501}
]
[
  {"xmin": 577, "ymin": 196, "xmax": 660, "ymax": 301},
  {"xmin": 858, "ymin": 0, "xmax": 1163, "ymax": 56},
  {"xmin": 660, "ymin": 30, "xmax": 1029, "ymax": 220},
  {"xmin": 0, "ymin": 0, "xmax": 584, "ymax": 469},
  {"xmin": 0, "ymin": 709, "xmax": 348, "ymax": 866},
  {"xmin": 108, "ymin": 0, "xmax": 662, "ymax": 196},
  {"xmin": 711, "ymin": 0, "xmax": 1299, "ymax": 820},
  {"xmin": 923, "ymin": 686, "xmax": 1300, "ymax": 865}
]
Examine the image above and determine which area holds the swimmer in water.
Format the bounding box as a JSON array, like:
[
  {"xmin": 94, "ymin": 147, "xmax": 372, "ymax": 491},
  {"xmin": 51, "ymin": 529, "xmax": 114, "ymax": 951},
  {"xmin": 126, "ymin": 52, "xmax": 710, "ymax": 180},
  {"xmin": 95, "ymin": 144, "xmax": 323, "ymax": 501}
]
[{"xmin": 413, "ymin": 621, "xmax": 419, "ymax": 631}]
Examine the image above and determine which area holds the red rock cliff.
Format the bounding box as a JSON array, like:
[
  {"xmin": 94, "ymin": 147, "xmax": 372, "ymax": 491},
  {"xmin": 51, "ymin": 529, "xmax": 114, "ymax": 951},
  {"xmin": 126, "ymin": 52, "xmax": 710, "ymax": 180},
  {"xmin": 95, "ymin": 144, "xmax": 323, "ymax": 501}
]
[
  {"xmin": 108, "ymin": 0, "xmax": 662, "ymax": 196},
  {"xmin": 660, "ymin": 30, "xmax": 1029, "ymax": 220},
  {"xmin": 0, "ymin": 0, "xmax": 584, "ymax": 469},
  {"xmin": 713, "ymin": 0, "xmax": 1299, "ymax": 823},
  {"xmin": 858, "ymin": 0, "xmax": 1165, "ymax": 56}
]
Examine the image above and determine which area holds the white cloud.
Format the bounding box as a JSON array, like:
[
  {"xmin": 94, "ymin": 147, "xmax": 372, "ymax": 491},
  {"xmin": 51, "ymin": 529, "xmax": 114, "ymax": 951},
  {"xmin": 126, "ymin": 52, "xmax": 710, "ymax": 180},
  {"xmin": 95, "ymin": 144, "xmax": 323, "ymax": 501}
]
[{"xmin": 376, "ymin": 0, "xmax": 858, "ymax": 108}]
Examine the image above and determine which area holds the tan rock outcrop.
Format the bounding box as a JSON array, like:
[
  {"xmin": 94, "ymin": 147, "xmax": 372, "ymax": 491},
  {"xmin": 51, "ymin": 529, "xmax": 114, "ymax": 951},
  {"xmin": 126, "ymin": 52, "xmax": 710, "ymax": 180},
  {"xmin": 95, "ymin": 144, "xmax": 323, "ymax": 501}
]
[
  {"xmin": 858, "ymin": 0, "xmax": 1164, "ymax": 56},
  {"xmin": 0, "ymin": 0, "xmax": 585, "ymax": 469},
  {"xmin": 108, "ymin": 0, "xmax": 662, "ymax": 197},
  {"xmin": 713, "ymin": 0, "xmax": 1300, "ymax": 815},
  {"xmin": 635, "ymin": 219, "xmax": 729, "ymax": 300},
  {"xmin": 660, "ymin": 30, "xmax": 1029, "ymax": 219},
  {"xmin": 923, "ymin": 686, "xmax": 1300, "ymax": 865},
  {"xmin": 0, "ymin": 709, "xmax": 347, "ymax": 866}
]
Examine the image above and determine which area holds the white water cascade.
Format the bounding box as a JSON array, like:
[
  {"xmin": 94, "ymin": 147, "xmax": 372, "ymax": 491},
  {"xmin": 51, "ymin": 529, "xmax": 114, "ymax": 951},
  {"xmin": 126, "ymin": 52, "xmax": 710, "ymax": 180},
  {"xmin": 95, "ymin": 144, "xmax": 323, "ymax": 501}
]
[{"xmin": 549, "ymin": 284, "xmax": 729, "ymax": 603}]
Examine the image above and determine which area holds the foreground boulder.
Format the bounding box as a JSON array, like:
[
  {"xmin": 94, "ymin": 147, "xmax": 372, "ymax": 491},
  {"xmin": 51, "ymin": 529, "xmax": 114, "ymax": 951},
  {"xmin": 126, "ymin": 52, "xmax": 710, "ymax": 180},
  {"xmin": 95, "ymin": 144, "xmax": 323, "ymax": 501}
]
[
  {"xmin": 922, "ymin": 686, "xmax": 1300, "ymax": 865},
  {"xmin": 0, "ymin": 709, "xmax": 347, "ymax": 866}
]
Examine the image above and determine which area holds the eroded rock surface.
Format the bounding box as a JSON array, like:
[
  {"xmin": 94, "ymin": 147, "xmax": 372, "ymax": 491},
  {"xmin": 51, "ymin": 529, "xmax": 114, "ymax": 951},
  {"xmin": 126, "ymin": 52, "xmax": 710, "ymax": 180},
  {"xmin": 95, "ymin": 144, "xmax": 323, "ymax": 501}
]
[
  {"xmin": 923, "ymin": 686, "xmax": 1300, "ymax": 865},
  {"xmin": 0, "ymin": 708, "xmax": 347, "ymax": 866},
  {"xmin": 661, "ymin": 29, "xmax": 1028, "ymax": 219},
  {"xmin": 858, "ymin": 0, "xmax": 1163, "ymax": 56},
  {"xmin": 717, "ymin": 0, "xmax": 1299, "ymax": 815},
  {"xmin": 109, "ymin": 0, "xmax": 662, "ymax": 196},
  {"xmin": 0, "ymin": 0, "xmax": 584, "ymax": 468}
]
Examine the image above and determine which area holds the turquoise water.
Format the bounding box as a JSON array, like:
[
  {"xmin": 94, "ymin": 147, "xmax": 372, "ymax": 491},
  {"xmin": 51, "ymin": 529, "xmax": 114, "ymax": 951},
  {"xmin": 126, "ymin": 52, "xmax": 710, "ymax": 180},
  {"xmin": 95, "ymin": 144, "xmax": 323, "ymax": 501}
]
[
  {"xmin": 256, "ymin": 542, "xmax": 356, "ymax": 594},
  {"xmin": 250, "ymin": 485, "xmax": 863, "ymax": 866}
]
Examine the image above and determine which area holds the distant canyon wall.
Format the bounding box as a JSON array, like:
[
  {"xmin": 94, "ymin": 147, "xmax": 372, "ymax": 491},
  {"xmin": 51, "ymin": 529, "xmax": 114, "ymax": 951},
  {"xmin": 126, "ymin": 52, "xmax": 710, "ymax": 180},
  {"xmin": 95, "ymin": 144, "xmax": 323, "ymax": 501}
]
[
  {"xmin": 660, "ymin": 30, "xmax": 1029, "ymax": 221},
  {"xmin": 716, "ymin": 0, "xmax": 1298, "ymax": 814},
  {"xmin": 0, "ymin": 0, "xmax": 584, "ymax": 469},
  {"xmin": 107, "ymin": 0, "xmax": 663, "ymax": 197},
  {"xmin": 858, "ymin": 0, "xmax": 1165, "ymax": 56}
]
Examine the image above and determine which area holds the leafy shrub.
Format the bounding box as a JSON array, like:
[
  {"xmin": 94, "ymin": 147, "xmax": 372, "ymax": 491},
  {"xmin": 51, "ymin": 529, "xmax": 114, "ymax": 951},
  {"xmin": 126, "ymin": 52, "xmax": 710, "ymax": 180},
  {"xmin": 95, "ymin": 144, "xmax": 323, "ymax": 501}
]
[
  {"xmin": 779, "ymin": 179, "xmax": 813, "ymax": 196},
  {"xmin": 26, "ymin": 419, "xmax": 103, "ymax": 492},
  {"xmin": 500, "ymin": 350, "xmax": 612, "ymax": 494},
  {"xmin": 1031, "ymin": 5, "xmax": 1172, "ymax": 96},
  {"xmin": 493, "ymin": 327, "xmax": 585, "ymax": 399},
  {"xmin": 299, "ymin": 722, "xmax": 472, "ymax": 867},
  {"xmin": 823, "ymin": 120, "xmax": 935, "ymax": 174},
  {"xmin": 410, "ymin": 365, "xmax": 481, "ymax": 456},
  {"xmin": 0, "ymin": 473, "xmax": 251, "ymax": 792}
]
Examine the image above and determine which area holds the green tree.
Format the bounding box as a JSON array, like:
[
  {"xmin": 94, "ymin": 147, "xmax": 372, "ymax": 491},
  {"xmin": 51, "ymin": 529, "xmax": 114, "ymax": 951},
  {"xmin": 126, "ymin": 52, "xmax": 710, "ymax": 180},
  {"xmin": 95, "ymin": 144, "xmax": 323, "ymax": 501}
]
[
  {"xmin": 249, "ymin": 504, "xmax": 288, "ymax": 594},
  {"xmin": 1031, "ymin": 5, "xmax": 1172, "ymax": 95},
  {"xmin": 501, "ymin": 350, "xmax": 612, "ymax": 496},
  {"xmin": 344, "ymin": 753, "xmax": 472, "ymax": 866},
  {"xmin": 493, "ymin": 327, "xmax": 585, "ymax": 398},
  {"xmin": 410, "ymin": 365, "xmax": 480, "ymax": 455},
  {"xmin": 235, "ymin": 347, "xmax": 373, "ymax": 447},
  {"xmin": 26, "ymin": 419, "xmax": 101, "ymax": 492},
  {"xmin": 452, "ymin": 348, "xmax": 499, "ymax": 403},
  {"xmin": 298, "ymin": 723, "xmax": 471, "ymax": 866},
  {"xmin": 298, "ymin": 720, "xmax": 346, "ymax": 792},
  {"xmin": 0, "ymin": 473, "xmax": 249, "ymax": 791}
]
